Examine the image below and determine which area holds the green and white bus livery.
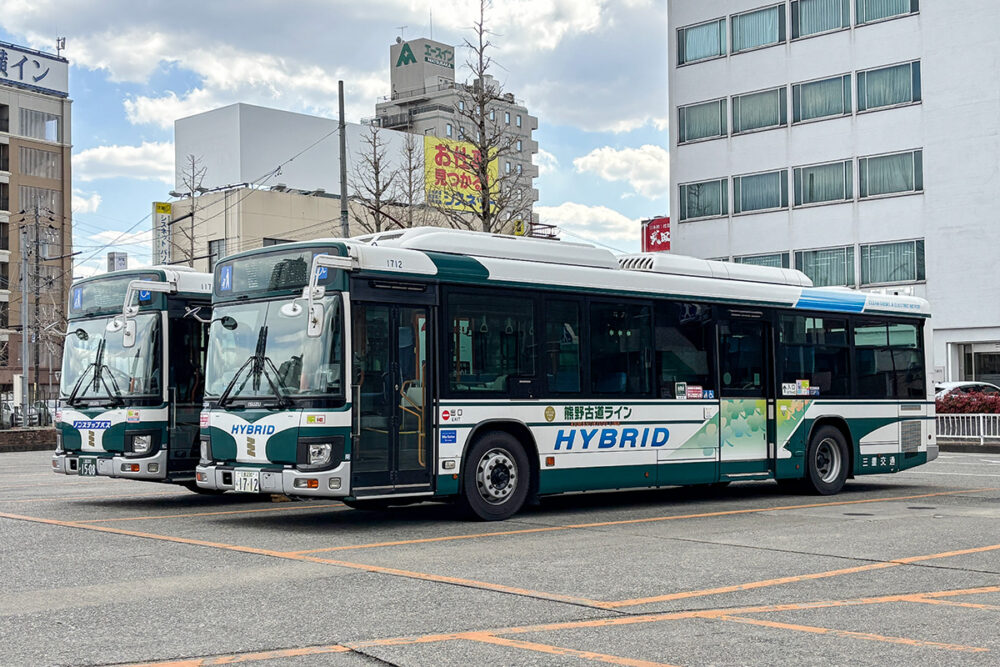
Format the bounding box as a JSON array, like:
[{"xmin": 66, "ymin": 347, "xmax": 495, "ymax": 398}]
[
  {"xmin": 196, "ymin": 228, "xmax": 936, "ymax": 520},
  {"xmin": 52, "ymin": 267, "xmax": 213, "ymax": 491}
]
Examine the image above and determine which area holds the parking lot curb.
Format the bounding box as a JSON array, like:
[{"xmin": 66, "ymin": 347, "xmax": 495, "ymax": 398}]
[{"xmin": 938, "ymin": 442, "xmax": 1000, "ymax": 454}]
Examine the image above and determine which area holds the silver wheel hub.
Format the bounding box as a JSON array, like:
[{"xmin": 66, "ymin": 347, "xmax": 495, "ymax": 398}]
[
  {"xmin": 476, "ymin": 448, "xmax": 517, "ymax": 505},
  {"xmin": 815, "ymin": 438, "xmax": 842, "ymax": 484}
]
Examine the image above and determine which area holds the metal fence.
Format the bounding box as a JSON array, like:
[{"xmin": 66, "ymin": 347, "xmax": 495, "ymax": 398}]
[{"xmin": 936, "ymin": 413, "xmax": 1000, "ymax": 445}]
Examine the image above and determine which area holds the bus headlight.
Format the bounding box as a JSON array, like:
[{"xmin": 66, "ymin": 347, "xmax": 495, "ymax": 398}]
[
  {"xmin": 200, "ymin": 437, "xmax": 213, "ymax": 464},
  {"xmin": 296, "ymin": 436, "xmax": 344, "ymax": 471},
  {"xmin": 308, "ymin": 443, "xmax": 332, "ymax": 467},
  {"xmin": 132, "ymin": 434, "xmax": 152, "ymax": 455}
]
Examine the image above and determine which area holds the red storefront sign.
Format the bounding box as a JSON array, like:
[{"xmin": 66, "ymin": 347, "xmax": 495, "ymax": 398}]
[{"xmin": 642, "ymin": 216, "xmax": 670, "ymax": 253}]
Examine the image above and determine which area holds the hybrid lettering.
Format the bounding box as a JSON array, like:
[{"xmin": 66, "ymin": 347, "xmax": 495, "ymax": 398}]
[
  {"xmin": 230, "ymin": 424, "xmax": 276, "ymax": 435},
  {"xmin": 554, "ymin": 427, "xmax": 669, "ymax": 450}
]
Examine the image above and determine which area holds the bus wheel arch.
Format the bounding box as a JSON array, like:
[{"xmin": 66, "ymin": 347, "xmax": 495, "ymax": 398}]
[
  {"xmin": 807, "ymin": 416, "xmax": 855, "ymax": 480},
  {"xmin": 803, "ymin": 421, "xmax": 851, "ymax": 495},
  {"xmin": 458, "ymin": 420, "xmax": 538, "ymax": 520}
]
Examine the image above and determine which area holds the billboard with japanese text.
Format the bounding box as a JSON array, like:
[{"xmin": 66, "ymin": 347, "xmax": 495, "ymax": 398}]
[
  {"xmin": 424, "ymin": 136, "xmax": 498, "ymax": 213},
  {"xmin": 642, "ymin": 216, "xmax": 670, "ymax": 253},
  {"xmin": 0, "ymin": 42, "xmax": 69, "ymax": 97}
]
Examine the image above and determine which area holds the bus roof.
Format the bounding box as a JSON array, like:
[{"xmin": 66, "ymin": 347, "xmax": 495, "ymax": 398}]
[
  {"xmin": 69, "ymin": 266, "xmax": 213, "ymax": 318},
  {"xmin": 217, "ymin": 228, "xmax": 931, "ymax": 318}
]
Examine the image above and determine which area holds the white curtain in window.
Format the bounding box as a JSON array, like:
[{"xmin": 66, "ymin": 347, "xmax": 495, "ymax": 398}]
[
  {"xmin": 733, "ymin": 7, "xmax": 778, "ymax": 51},
  {"xmin": 858, "ymin": 0, "xmax": 909, "ymax": 23},
  {"xmin": 799, "ymin": 0, "xmax": 843, "ymax": 35},
  {"xmin": 684, "ymin": 21, "xmax": 723, "ymax": 62},
  {"xmin": 736, "ymin": 90, "xmax": 781, "ymax": 132},
  {"xmin": 798, "ymin": 248, "xmax": 853, "ymax": 287},
  {"xmin": 797, "ymin": 162, "xmax": 847, "ymax": 204},
  {"xmin": 683, "ymin": 100, "xmax": 723, "ymax": 141},
  {"xmin": 866, "ymin": 153, "xmax": 913, "ymax": 196},
  {"xmin": 862, "ymin": 242, "xmax": 915, "ymax": 284},
  {"xmin": 738, "ymin": 254, "xmax": 784, "ymax": 268},
  {"xmin": 738, "ymin": 171, "xmax": 782, "ymax": 211},
  {"xmin": 864, "ymin": 63, "xmax": 912, "ymax": 108},
  {"xmin": 800, "ymin": 77, "xmax": 845, "ymax": 120},
  {"xmin": 684, "ymin": 180, "xmax": 724, "ymax": 218}
]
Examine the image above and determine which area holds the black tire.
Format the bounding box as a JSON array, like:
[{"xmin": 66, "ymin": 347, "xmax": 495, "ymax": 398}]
[
  {"xmin": 182, "ymin": 481, "xmax": 226, "ymax": 495},
  {"xmin": 803, "ymin": 425, "xmax": 849, "ymax": 495},
  {"xmin": 458, "ymin": 431, "xmax": 530, "ymax": 521}
]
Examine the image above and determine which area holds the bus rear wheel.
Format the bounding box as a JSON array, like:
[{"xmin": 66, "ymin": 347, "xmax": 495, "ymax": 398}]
[
  {"xmin": 804, "ymin": 426, "xmax": 849, "ymax": 495},
  {"xmin": 459, "ymin": 431, "xmax": 530, "ymax": 521}
]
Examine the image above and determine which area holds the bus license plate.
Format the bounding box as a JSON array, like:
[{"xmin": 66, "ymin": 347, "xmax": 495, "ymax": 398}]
[
  {"xmin": 79, "ymin": 457, "xmax": 98, "ymax": 477},
  {"xmin": 233, "ymin": 470, "xmax": 259, "ymax": 493}
]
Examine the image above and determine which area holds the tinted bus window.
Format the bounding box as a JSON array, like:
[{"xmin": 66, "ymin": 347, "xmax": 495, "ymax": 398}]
[
  {"xmin": 779, "ymin": 315, "xmax": 850, "ymax": 397},
  {"xmin": 590, "ymin": 302, "xmax": 652, "ymax": 395},
  {"xmin": 655, "ymin": 302, "xmax": 715, "ymax": 398},
  {"xmin": 446, "ymin": 292, "xmax": 535, "ymax": 393},
  {"xmin": 854, "ymin": 320, "xmax": 925, "ymax": 398},
  {"xmin": 544, "ymin": 300, "xmax": 581, "ymax": 393}
]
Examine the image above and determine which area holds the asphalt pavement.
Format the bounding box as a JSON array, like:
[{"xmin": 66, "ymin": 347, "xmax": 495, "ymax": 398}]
[{"xmin": 1, "ymin": 450, "xmax": 999, "ymax": 666}]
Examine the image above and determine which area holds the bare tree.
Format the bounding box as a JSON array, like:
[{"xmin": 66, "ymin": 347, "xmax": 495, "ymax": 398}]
[
  {"xmin": 175, "ymin": 155, "xmax": 206, "ymax": 266},
  {"xmin": 396, "ymin": 131, "xmax": 429, "ymax": 228},
  {"xmin": 350, "ymin": 124, "xmax": 402, "ymax": 234},
  {"xmin": 429, "ymin": 0, "xmax": 533, "ymax": 234}
]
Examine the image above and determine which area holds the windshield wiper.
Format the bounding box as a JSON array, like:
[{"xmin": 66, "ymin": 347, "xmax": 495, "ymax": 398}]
[
  {"xmin": 217, "ymin": 325, "xmax": 291, "ymax": 408},
  {"xmin": 66, "ymin": 339, "xmax": 105, "ymax": 407}
]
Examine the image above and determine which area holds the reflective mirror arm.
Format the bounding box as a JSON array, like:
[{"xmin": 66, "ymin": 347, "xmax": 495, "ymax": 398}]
[
  {"xmin": 123, "ymin": 279, "xmax": 176, "ymax": 318},
  {"xmin": 305, "ymin": 253, "xmax": 354, "ymax": 338}
]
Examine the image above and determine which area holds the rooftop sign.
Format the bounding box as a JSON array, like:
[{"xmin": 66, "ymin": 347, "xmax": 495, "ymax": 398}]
[{"xmin": 0, "ymin": 41, "xmax": 69, "ymax": 97}]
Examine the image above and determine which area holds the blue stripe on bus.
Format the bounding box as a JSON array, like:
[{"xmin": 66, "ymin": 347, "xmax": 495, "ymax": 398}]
[{"xmin": 794, "ymin": 289, "xmax": 867, "ymax": 313}]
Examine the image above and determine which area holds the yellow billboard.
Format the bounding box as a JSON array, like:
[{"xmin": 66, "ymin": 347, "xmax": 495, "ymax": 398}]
[{"xmin": 424, "ymin": 135, "xmax": 498, "ymax": 213}]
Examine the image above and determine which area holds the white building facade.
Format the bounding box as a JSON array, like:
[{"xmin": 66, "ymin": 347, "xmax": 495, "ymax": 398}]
[{"xmin": 667, "ymin": 0, "xmax": 1000, "ymax": 383}]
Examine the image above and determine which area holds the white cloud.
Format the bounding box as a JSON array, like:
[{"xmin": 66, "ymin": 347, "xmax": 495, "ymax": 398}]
[
  {"xmin": 573, "ymin": 145, "xmax": 670, "ymax": 199},
  {"xmin": 72, "ymin": 190, "xmax": 102, "ymax": 214},
  {"xmin": 537, "ymin": 202, "xmax": 640, "ymax": 249},
  {"xmin": 74, "ymin": 142, "xmax": 175, "ymax": 184},
  {"xmin": 535, "ymin": 148, "xmax": 559, "ymax": 176}
]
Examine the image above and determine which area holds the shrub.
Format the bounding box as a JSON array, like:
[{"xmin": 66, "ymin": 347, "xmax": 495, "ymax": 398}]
[{"xmin": 936, "ymin": 392, "xmax": 1000, "ymax": 414}]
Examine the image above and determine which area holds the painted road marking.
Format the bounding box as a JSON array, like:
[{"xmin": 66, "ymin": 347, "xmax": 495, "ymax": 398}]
[
  {"xmin": 73, "ymin": 503, "xmax": 347, "ymax": 523},
  {"xmin": 2, "ymin": 491, "xmax": 185, "ymax": 503},
  {"xmin": 466, "ymin": 634, "xmax": 678, "ymax": 666},
  {"xmin": 287, "ymin": 488, "xmax": 991, "ymax": 556}
]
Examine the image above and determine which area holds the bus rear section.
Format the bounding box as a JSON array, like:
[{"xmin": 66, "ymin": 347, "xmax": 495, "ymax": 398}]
[{"xmin": 52, "ymin": 267, "xmax": 213, "ymax": 491}]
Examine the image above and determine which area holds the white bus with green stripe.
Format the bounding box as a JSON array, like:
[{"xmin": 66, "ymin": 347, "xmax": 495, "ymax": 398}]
[
  {"xmin": 52, "ymin": 267, "xmax": 214, "ymax": 491},
  {"xmin": 196, "ymin": 228, "xmax": 936, "ymax": 520}
]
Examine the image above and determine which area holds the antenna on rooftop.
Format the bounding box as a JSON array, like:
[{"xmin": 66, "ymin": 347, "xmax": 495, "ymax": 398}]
[
  {"xmin": 429, "ymin": 9, "xmax": 434, "ymax": 39},
  {"xmin": 56, "ymin": 37, "xmax": 65, "ymax": 57},
  {"xmin": 396, "ymin": 25, "xmax": 408, "ymax": 40}
]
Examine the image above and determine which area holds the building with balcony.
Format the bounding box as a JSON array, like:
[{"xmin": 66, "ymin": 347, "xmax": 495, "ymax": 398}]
[
  {"xmin": 0, "ymin": 41, "xmax": 72, "ymax": 398},
  {"xmin": 667, "ymin": 0, "xmax": 999, "ymax": 383}
]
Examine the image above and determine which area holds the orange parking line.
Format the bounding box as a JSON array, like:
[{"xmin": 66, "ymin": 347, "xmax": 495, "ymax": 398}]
[
  {"xmin": 606, "ymin": 543, "xmax": 1000, "ymax": 609},
  {"xmin": 125, "ymin": 643, "xmax": 353, "ymax": 667},
  {"xmin": 715, "ymin": 615, "xmax": 988, "ymax": 652},
  {"xmin": 912, "ymin": 599, "xmax": 1000, "ymax": 611},
  {"xmin": 74, "ymin": 503, "xmax": 347, "ymax": 523},
  {"xmin": 467, "ymin": 633, "xmax": 678, "ymax": 666},
  {"xmin": 287, "ymin": 488, "xmax": 988, "ymax": 556}
]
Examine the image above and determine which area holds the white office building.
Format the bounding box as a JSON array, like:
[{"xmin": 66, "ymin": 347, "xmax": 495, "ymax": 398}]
[{"xmin": 667, "ymin": 0, "xmax": 999, "ymax": 383}]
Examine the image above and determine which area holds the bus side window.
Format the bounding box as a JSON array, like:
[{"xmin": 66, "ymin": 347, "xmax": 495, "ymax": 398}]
[
  {"xmin": 778, "ymin": 315, "xmax": 850, "ymax": 398},
  {"xmin": 589, "ymin": 301, "xmax": 651, "ymax": 395},
  {"xmin": 854, "ymin": 320, "xmax": 925, "ymax": 399},
  {"xmin": 654, "ymin": 302, "xmax": 715, "ymax": 399},
  {"xmin": 544, "ymin": 299, "xmax": 581, "ymax": 394},
  {"xmin": 446, "ymin": 291, "xmax": 535, "ymax": 393}
]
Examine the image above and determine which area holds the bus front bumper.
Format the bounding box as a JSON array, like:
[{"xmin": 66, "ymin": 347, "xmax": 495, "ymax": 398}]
[
  {"xmin": 927, "ymin": 442, "xmax": 939, "ymax": 462},
  {"xmin": 111, "ymin": 448, "xmax": 169, "ymax": 480},
  {"xmin": 52, "ymin": 452, "xmax": 115, "ymax": 477},
  {"xmin": 195, "ymin": 462, "xmax": 351, "ymax": 497}
]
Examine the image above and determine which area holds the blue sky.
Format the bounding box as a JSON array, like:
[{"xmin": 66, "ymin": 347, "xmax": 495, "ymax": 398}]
[{"xmin": 2, "ymin": 0, "xmax": 670, "ymax": 277}]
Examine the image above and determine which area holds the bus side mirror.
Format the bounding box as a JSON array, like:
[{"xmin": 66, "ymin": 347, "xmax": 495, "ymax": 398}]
[{"xmin": 122, "ymin": 319, "xmax": 137, "ymax": 348}]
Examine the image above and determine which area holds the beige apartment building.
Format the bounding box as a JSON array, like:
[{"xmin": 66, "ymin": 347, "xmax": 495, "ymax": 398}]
[{"xmin": 0, "ymin": 41, "xmax": 73, "ymax": 399}]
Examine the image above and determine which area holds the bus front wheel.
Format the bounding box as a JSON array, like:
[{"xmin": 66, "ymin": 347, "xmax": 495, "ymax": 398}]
[
  {"xmin": 459, "ymin": 431, "xmax": 530, "ymax": 521},
  {"xmin": 804, "ymin": 426, "xmax": 849, "ymax": 495}
]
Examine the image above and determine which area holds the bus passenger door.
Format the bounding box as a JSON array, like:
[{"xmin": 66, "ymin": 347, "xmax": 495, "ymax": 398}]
[
  {"xmin": 717, "ymin": 317, "xmax": 775, "ymax": 478},
  {"xmin": 351, "ymin": 302, "xmax": 432, "ymax": 495}
]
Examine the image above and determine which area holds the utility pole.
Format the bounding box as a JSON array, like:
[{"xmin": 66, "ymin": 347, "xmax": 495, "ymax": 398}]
[
  {"xmin": 32, "ymin": 208, "xmax": 40, "ymax": 401},
  {"xmin": 338, "ymin": 80, "xmax": 349, "ymax": 238},
  {"xmin": 19, "ymin": 207, "xmax": 32, "ymax": 425}
]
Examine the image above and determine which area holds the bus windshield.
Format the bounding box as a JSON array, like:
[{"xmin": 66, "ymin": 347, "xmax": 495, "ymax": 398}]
[
  {"xmin": 204, "ymin": 295, "xmax": 343, "ymax": 403},
  {"xmin": 60, "ymin": 313, "xmax": 162, "ymax": 405}
]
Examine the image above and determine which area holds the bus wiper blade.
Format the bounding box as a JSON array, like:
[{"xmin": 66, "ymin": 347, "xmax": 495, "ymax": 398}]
[
  {"xmin": 99, "ymin": 365, "xmax": 125, "ymax": 407},
  {"xmin": 65, "ymin": 364, "xmax": 97, "ymax": 407},
  {"xmin": 217, "ymin": 354, "xmax": 257, "ymax": 408},
  {"xmin": 67, "ymin": 339, "xmax": 105, "ymax": 407},
  {"xmin": 261, "ymin": 357, "xmax": 293, "ymax": 408}
]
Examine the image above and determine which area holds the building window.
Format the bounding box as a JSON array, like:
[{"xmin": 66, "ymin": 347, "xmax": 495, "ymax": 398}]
[
  {"xmin": 734, "ymin": 252, "xmax": 790, "ymax": 268},
  {"xmin": 860, "ymin": 239, "xmax": 924, "ymax": 285},
  {"xmin": 0, "ymin": 104, "xmax": 8, "ymax": 133},
  {"xmin": 262, "ymin": 238, "xmax": 292, "ymax": 246},
  {"xmin": 857, "ymin": 61, "xmax": 920, "ymax": 111},
  {"xmin": 732, "ymin": 87, "xmax": 787, "ymax": 134},
  {"xmin": 516, "ymin": 163, "xmax": 522, "ymax": 175},
  {"xmin": 0, "ymin": 263, "xmax": 8, "ymax": 289},
  {"xmin": 19, "ymin": 109, "xmax": 61, "ymax": 142},
  {"xmin": 733, "ymin": 169, "xmax": 788, "ymax": 214},
  {"xmin": 678, "ymin": 18, "xmax": 726, "ymax": 65},
  {"xmin": 731, "ymin": 5, "xmax": 786, "ymax": 53},
  {"xmin": 489, "ymin": 109, "xmax": 495, "ymax": 121},
  {"xmin": 445, "ymin": 123, "xmax": 453, "ymax": 137},
  {"xmin": 859, "ymin": 149, "xmax": 922, "ymax": 198},
  {"xmin": 516, "ymin": 114, "xmax": 522, "ymax": 127},
  {"xmin": 208, "ymin": 239, "xmax": 227, "ymax": 272},
  {"xmin": 458, "ymin": 100, "xmax": 465, "ymax": 111},
  {"xmin": 504, "ymin": 111, "xmax": 510, "ymax": 125},
  {"xmin": 792, "ymin": 74, "xmax": 851, "ymax": 123},
  {"xmin": 791, "ymin": 0, "xmax": 850, "ymax": 38},
  {"xmin": 795, "ymin": 246, "xmax": 855, "ymax": 287},
  {"xmin": 0, "ymin": 301, "xmax": 7, "ymax": 329},
  {"xmin": 794, "ymin": 159, "xmax": 853, "ymax": 206},
  {"xmin": 679, "ymin": 178, "xmax": 728, "ymax": 221},
  {"xmin": 678, "ymin": 98, "xmax": 727, "ymax": 143},
  {"xmin": 19, "ymin": 185, "xmax": 61, "ymax": 215},
  {"xmin": 516, "ymin": 139, "xmax": 522, "ymax": 152},
  {"xmin": 458, "ymin": 126, "xmax": 465, "ymax": 140},
  {"xmin": 0, "ymin": 221, "xmax": 9, "ymax": 250},
  {"xmin": 505, "ymin": 161, "xmax": 511, "ymax": 174},
  {"xmin": 19, "ymin": 147, "xmax": 61, "ymax": 179},
  {"xmin": 856, "ymin": 0, "xmax": 918, "ymax": 25},
  {"xmin": 0, "ymin": 143, "xmax": 7, "ymax": 172},
  {"xmin": 0, "ymin": 183, "xmax": 7, "ymax": 212}
]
